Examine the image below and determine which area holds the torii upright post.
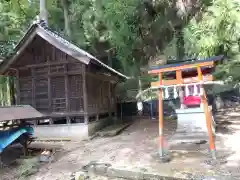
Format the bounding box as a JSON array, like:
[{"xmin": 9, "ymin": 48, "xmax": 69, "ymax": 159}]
[
  {"xmin": 158, "ymin": 72, "xmax": 165, "ymax": 161},
  {"xmin": 197, "ymin": 66, "xmax": 216, "ymax": 159}
]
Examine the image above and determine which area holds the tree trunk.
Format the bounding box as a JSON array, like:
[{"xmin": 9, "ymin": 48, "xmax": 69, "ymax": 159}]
[
  {"xmin": 175, "ymin": 25, "xmax": 185, "ymax": 61},
  {"xmin": 137, "ymin": 76, "xmax": 143, "ymax": 116},
  {"xmin": 40, "ymin": 0, "xmax": 48, "ymax": 24},
  {"xmin": 10, "ymin": 77, "xmax": 16, "ymax": 105},
  {"xmin": 61, "ymin": 0, "xmax": 71, "ymax": 37},
  {"xmin": 107, "ymin": 49, "xmax": 113, "ymax": 67}
]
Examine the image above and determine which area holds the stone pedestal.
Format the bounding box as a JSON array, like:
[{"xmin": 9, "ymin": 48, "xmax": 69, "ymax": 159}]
[{"xmin": 169, "ymin": 106, "xmax": 215, "ymax": 145}]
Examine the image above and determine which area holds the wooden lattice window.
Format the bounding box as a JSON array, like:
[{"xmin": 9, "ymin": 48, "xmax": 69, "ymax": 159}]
[
  {"xmin": 51, "ymin": 77, "xmax": 66, "ymax": 112},
  {"xmin": 67, "ymin": 63, "xmax": 83, "ymax": 72},
  {"xmin": 86, "ymin": 75, "xmax": 100, "ymax": 112},
  {"xmin": 101, "ymin": 81, "xmax": 109, "ymax": 110},
  {"xmin": 35, "ymin": 77, "xmax": 48, "ymax": 112},
  {"xmin": 50, "ymin": 64, "xmax": 65, "ymax": 73},
  {"xmin": 69, "ymin": 75, "xmax": 83, "ymax": 97},
  {"xmin": 52, "ymin": 98, "xmax": 66, "ymax": 112},
  {"xmin": 35, "ymin": 67, "xmax": 48, "ymax": 77},
  {"xmin": 69, "ymin": 75, "xmax": 83, "ymax": 111},
  {"xmin": 51, "ymin": 77, "xmax": 65, "ymax": 98},
  {"xmin": 69, "ymin": 97, "xmax": 83, "ymax": 111}
]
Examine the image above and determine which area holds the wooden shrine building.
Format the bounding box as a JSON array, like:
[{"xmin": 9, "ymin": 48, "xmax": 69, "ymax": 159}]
[{"xmin": 0, "ymin": 22, "xmax": 127, "ymax": 139}]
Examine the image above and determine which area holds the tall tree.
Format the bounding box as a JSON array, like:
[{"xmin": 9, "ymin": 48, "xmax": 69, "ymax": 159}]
[
  {"xmin": 40, "ymin": 0, "xmax": 48, "ymax": 24},
  {"xmin": 184, "ymin": 0, "xmax": 240, "ymax": 86},
  {"xmin": 61, "ymin": 0, "xmax": 71, "ymax": 37}
]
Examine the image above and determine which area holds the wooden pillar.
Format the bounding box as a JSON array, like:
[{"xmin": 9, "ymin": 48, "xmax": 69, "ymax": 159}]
[
  {"xmin": 197, "ymin": 66, "xmax": 216, "ymax": 160},
  {"xmin": 113, "ymin": 83, "xmax": 118, "ymax": 122},
  {"xmin": 176, "ymin": 70, "xmax": 184, "ymax": 109},
  {"xmin": 0, "ymin": 77, "xmax": 3, "ymax": 106},
  {"xmin": 114, "ymin": 84, "xmax": 117, "ymax": 117},
  {"xmin": 21, "ymin": 138, "xmax": 28, "ymax": 157},
  {"xmin": 95, "ymin": 81, "xmax": 101, "ymax": 122},
  {"xmin": 16, "ymin": 70, "xmax": 20, "ymax": 105},
  {"xmin": 108, "ymin": 82, "xmax": 112, "ymax": 118},
  {"xmin": 95, "ymin": 80, "xmax": 102, "ymax": 122},
  {"xmin": 48, "ymin": 65, "xmax": 52, "ymax": 113},
  {"xmin": 158, "ymin": 72, "xmax": 166, "ymax": 161},
  {"xmin": 82, "ymin": 65, "xmax": 88, "ymax": 124},
  {"xmin": 64, "ymin": 64, "xmax": 70, "ymax": 111},
  {"xmin": 9, "ymin": 75, "xmax": 15, "ymax": 105},
  {"xmin": 31, "ymin": 68, "xmax": 36, "ymax": 108},
  {"xmin": 197, "ymin": 67, "xmax": 204, "ymax": 108}
]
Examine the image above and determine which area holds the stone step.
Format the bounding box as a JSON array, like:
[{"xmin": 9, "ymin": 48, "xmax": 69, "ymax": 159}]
[{"xmin": 169, "ymin": 132, "xmax": 209, "ymax": 145}]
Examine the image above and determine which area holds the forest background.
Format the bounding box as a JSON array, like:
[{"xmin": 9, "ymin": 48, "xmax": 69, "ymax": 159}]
[{"xmin": 0, "ymin": 0, "xmax": 240, "ymax": 103}]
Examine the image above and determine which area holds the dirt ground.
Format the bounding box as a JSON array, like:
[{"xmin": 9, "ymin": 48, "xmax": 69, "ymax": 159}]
[{"xmin": 2, "ymin": 107, "xmax": 240, "ymax": 180}]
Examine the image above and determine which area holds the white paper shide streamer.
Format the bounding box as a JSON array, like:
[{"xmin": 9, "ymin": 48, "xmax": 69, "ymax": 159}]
[
  {"xmin": 193, "ymin": 84, "xmax": 198, "ymax": 96},
  {"xmin": 165, "ymin": 87, "xmax": 169, "ymax": 99},
  {"xmin": 185, "ymin": 84, "xmax": 190, "ymax": 96},
  {"xmin": 200, "ymin": 85, "xmax": 204, "ymax": 96},
  {"xmin": 173, "ymin": 86, "xmax": 178, "ymax": 98}
]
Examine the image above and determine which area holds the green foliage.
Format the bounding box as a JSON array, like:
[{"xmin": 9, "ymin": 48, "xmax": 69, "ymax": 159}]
[
  {"xmin": 16, "ymin": 158, "xmax": 39, "ymax": 179},
  {"xmin": 0, "ymin": 76, "xmax": 12, "ymax": 106},
  {"xmin": 184, "ymin": 0, "xmax": 240, "ymax": 85},
  {"xmin": 0, "ymin": 0, "xmax": 193, "ymax": 72},
  {"xmin": 0, "ymin": 0, "xmax": 32, "ymax": 57},
  {"xmin": 2, "ymin": 0, "xmax": 240, "ymax": 100}
]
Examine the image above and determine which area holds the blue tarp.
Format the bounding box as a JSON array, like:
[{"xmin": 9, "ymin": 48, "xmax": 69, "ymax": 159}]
[{"xmin": 0, "ymin": 126, "xmax": 33, "ymax": 153}]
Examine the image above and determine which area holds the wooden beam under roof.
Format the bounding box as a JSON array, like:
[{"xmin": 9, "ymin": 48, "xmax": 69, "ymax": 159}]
[
  {"xmin": 149, "ymin": 61, "xmax": 214, "ymax": 74},
  {"xmin": 148, "ymin": 55, "xmax": 224, "ymax": 74},
  {"xmin": 150, "ymin": 74, "xmax": 213, "ymax": 87}
]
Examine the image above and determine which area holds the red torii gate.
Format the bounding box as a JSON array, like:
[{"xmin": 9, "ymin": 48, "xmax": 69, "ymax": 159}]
[{"xmin": 148, "ymin": 55, "xmax": 224, "ymax": 162}]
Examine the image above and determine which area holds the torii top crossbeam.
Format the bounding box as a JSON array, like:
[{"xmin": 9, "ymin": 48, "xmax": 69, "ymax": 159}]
[
  {"xmin": 148, "ymin": 55, "xmax": 224, "ymax": 86},
  {"xmin": 147, "ymin": 55, "xmax": 224, "ymax": 162}
]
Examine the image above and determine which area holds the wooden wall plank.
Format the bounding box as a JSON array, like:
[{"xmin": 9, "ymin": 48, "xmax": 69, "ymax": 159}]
[
  {"xmin": 64, "ymin": 63, "xmax": 70, "ymax": 112},
  {"xmin": 16, "ymin": 70, "xmax": 20, "ymax": 105},
  {"xmin": 48, "ymin": 65, "xmax": 52, "ymax": 112},
  {"xmin": 113, "ymin": 83, "xmax": 117, "ymax": 118},
  {"xmin": 108, "ymin": 82, "xmax": 112, "ymax": 118},
  {"xmin": 31, "ymin": 68, "xmax": 36, "ymax": 108},
  {"xmin": 82, "ymin": 64, "xmax": 88, "ymax": 124}
]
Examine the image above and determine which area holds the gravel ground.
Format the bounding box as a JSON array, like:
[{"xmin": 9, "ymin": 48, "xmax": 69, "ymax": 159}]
[{"xmin": 2, "ymin": 107, "xmax": 240, "ymax": 180}]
